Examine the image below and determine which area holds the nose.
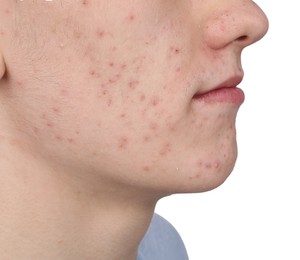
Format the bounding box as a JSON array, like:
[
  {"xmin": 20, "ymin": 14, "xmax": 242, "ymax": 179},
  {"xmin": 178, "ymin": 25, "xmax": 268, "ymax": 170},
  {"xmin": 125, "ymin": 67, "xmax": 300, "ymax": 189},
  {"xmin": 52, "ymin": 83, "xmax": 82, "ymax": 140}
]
[{"xmin": 199, "ymin": 1, "xmax": 269, "ymax": 50}]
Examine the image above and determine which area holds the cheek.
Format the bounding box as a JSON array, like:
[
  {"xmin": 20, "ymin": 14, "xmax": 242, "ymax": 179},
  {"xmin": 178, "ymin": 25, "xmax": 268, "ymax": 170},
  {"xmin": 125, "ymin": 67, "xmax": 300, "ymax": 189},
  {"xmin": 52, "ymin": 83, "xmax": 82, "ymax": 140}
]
[{"xmin": 31, "ymin": 3, "xmax": 195, "ymax": 166}]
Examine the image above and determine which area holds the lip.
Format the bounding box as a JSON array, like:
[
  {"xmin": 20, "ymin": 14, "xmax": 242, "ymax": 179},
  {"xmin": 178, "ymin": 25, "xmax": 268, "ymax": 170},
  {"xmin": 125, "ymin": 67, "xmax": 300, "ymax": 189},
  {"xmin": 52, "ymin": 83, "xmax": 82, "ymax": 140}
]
[{"xmin": 193, "ymin": 76, "xmax": 245, "ymax": 105}]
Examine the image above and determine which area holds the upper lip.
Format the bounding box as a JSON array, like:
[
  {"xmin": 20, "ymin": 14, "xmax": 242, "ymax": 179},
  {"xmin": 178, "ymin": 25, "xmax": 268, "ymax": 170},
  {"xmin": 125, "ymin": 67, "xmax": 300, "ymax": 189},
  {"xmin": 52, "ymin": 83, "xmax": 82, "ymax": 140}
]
[{"xmin": 194, "ymin": 75, "xmax": 244, "ymax": 97}]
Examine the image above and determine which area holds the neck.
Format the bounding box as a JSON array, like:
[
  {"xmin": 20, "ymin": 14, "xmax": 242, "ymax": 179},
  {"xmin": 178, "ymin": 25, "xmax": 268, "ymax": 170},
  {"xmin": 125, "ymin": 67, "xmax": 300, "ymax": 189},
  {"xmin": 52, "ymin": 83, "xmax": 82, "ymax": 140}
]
[{"xmin": 0, "ymin": 137, "xmax": 158, "ymax": 260}]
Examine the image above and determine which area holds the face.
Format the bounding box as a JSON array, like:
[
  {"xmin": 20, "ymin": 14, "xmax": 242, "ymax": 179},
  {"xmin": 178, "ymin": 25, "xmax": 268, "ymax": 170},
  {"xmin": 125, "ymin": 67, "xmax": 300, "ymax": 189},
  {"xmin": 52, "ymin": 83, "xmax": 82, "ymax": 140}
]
[{"xmin": 1, "ymin": 0, "xmax": 268, "ymax": 194}]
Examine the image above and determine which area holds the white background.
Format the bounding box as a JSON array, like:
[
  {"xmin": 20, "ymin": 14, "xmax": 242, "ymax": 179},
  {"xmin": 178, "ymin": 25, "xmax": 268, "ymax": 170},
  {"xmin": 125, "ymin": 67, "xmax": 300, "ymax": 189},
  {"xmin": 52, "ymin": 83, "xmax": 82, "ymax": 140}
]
[{"xmin": 156, "ymin": 1, "xmax": 300, "ymax": 259}]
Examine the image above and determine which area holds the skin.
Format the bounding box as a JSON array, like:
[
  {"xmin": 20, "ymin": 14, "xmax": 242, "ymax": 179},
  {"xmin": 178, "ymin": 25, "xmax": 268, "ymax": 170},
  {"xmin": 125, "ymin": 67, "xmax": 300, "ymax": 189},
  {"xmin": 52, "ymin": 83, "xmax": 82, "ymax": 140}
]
[{"xmin": 0, "ymin": 0, "xmax": 268, "ymax": 259}]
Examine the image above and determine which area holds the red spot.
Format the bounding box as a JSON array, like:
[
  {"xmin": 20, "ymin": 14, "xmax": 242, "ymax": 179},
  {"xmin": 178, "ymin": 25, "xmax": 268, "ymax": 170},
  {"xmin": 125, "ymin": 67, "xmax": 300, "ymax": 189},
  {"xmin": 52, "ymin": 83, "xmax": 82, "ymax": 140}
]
[
  {"xmin": 149, "ymin": 122, "xmax": 158, "ymax": 131},
  {"xmin": 120, "ymin": 64, "xmax": 127, "ymax": 70},
  {"xmin": 108, "ymin": 78, "xmax": 116, "ymax": 84},
  {"xmin": 128, "ymin": 80, "xmax": 139, "ymax": 90},
  {"xmin": 52, "ymin": 107, "xmax": 60, "ymax": 114},
  {"xmin": 214, "ymin": 161, "xmax": 220, "ymax": 169},
  {"xmin": 159, "ymin": 143, "xmax": 172, "ymax": 156},
  {"xmin": 170, "ymin": 46, "xmax": 181, "ymax": 54},
  {"xmin": 16, "ymin": 80, "xmax": 24, "ymax": 88},
  {"xmin": 126, "ymin": 13, "xmax": 136, "ymax": 22},
  {"xmin": 60, "ymin": 89, "xmax": 69, "ymax": 97},
  {"xmin": 119, "ymin": 113, "xmax": 126, "ymax": 119},
  {"xmin": 73, "ymin": 31, "xmax": 82, "ymax": 40},
  {"xmin": 4, "ymin": 9, "xmax": 11, "ymax": 15},
  {"xmin": 205, "ymin": 163, "xmax": 212, "ymax": 169},
  {"xmin": 107, "ymin": 98, "xmax": 113, "ymax": 107},
  {"xmin": 46, "ymin": 122, "xmax": 54, "ymax": 128},
  {"xmin": 150, "ymin": 97, "xmax": 160, "ymax": 107},
  {"xmin": 143, "ymin": 135, "xmax": 151, "ymax": 143},
  {"xmin": 142, "ymin": 166, "xmax": 150, "ymax": 172},
  {"xmin": 118, "ymin": 137, "xmax": 129, "ymax": 149},
  {"xmin": 67, "ymin": 138, "xmax": 75, "ymax": 144},
  {"xmin": 140, "ymin": 94, "xmax": 146, "ymax": 102},
  {"xmin": 81, "ymin": 0, "xmax": 89, "ymax": 5},
  {"xmin": 33, "ymin": 127, "xmax": 39, "ymax": 135},
  {"xmin": 110, "ymin": 46, "xmax": 118, "ymax": 52},
  {"xmin": 96, "ymin": 29, "xmax": 105, "ymax": 39},
  {"xmin": 55, "ymin": 135, "xmax": 63, "ymax": 141},
  {"xmin": 197, "ymin": 160, "xmax": 203, "ymax": 167}
]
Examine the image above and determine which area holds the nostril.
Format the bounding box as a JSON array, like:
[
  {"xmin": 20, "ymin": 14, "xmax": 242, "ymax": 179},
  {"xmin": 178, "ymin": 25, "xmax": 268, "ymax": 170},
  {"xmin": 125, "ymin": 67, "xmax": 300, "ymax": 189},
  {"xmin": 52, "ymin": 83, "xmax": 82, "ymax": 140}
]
[{"xmin": 237, "ymin": 35, "xmax": 248, "ymax": 42}]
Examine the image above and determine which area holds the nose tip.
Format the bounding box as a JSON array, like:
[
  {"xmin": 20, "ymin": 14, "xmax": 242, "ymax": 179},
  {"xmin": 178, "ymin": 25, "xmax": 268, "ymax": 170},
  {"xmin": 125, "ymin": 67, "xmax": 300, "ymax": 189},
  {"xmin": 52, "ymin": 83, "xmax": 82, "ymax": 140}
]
[
  {"xmin": 202, "ymin": 1, "xmax": 269, "ymax": 50},
  {"xmin": 235, "ymin": 3, "xmax": 269, "ymax": 47}
]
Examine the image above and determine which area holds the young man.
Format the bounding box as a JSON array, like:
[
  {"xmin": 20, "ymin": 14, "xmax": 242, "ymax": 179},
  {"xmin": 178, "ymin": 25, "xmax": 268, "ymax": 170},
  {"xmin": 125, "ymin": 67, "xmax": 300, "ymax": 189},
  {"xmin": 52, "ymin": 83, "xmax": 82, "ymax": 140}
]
[{"xmin": 0, "ymin": 0, "xmax": 268, "ymax": 259}]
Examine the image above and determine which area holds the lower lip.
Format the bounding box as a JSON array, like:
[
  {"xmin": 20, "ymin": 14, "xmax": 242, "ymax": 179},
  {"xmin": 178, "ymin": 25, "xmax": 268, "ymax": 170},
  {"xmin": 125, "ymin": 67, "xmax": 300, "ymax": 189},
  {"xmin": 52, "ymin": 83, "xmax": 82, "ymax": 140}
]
[{"xmin": 193, "ymin": 87, "xmax": 245, "ymax": 105}]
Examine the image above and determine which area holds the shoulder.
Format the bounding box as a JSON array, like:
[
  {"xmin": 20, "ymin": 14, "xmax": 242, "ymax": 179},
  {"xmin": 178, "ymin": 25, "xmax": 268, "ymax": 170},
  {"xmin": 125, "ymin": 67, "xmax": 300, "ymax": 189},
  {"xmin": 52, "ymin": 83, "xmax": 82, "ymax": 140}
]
[{"xmin": 137, "ymin": 213, "xmax": 189, "ymax": 260}]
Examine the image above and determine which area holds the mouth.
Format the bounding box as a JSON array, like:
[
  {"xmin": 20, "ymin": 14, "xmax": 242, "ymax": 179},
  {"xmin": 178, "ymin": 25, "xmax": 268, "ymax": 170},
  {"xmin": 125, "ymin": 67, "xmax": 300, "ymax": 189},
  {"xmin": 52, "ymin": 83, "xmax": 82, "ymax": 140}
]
[{"xmin": 193, "ymin": 76, "xmax": 245, "ymax": 105}]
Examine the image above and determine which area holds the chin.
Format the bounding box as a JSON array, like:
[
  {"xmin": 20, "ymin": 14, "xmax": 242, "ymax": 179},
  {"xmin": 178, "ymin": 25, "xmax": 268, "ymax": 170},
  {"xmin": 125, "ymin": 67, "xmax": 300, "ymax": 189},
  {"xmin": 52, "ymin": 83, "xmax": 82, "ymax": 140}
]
[{"xmin": 170, "ymin": 144, "xmax": 239, "ymax": 194}]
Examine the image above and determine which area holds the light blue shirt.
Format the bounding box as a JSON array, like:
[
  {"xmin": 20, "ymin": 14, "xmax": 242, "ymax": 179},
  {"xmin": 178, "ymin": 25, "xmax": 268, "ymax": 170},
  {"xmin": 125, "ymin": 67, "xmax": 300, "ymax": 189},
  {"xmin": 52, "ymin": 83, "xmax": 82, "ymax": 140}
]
[{"xmin": 137, "ymin": 214, "xmax": 189, "ymax": 260}]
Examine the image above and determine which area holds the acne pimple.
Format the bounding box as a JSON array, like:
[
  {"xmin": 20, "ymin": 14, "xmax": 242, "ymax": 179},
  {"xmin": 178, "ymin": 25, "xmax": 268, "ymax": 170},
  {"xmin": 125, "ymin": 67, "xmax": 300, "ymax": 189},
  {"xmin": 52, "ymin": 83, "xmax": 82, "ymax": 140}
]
[
  {"xmin": 4, "ymin": 8, "xmax": 11, "ymax": 15},
  {"xmin": 118, "ymin": 136, "xmax": 129, "ymax": 149},
  {"xmin": 16, "ymin": 80, "xmax": 24, "ymax": 88},
  {"xmin": 197, "ymin": 160, "xmax": 203, "ymax": 167},
  {"xmin": 139, "ymin": 94, "xmax": 146, "ymax": 102},
  {"xmin": 127, "ymin": 13, "xmax": 136, "ymax": 22},
  {"xmin": 33, "ymin": 127, "xmax": 39, "ymax": 135},
  {"xmin": 119, "ymin": 113, "xmax": 126, "ymax": 119},
  {"xmin": 120, "ymin": 64, "xmax": 127, "ymax": 70},
  {"xmin": 89, "ymin": 69, "xmax": 96, "ymax": 76},
  {"xmin": 81, "ymin": 0, "xmax": 89, "ymax": 6},
  {"xmin": 60, "ymin": 89, "xmax": 69, "ymax": 97},
  {"xmin": 55, "ymin": 135, "xmax": 63, "ymax": 141},
  {"xmin": 142, "ymin": 166, "xmax": 150, "ymax": 172},
  {"xmin": 67, "ymin": 138, "xmax": 75, "ymax": 144},
  {"xmin": 107, "ymin": 98, "xmax": 113, "ymax": 107},
  {"xmin": 170, "ymin": 46, "xmax": 181, "ymax": 54},
  {"xmin": 143, "ymin": 135, "xmax": 151, "ymax": 143},
  {"xmin": 149, "ymin": 122, "xmax": 158, "ymax": 131},
  {"xmin": 46, "ymin": 122, "xmax": 54, "ymax": 128},
  {"xmin": 109, "ymin": 46, "xmax": 118, "ymax": 52},
  {"xmin": 103, "ymin": 89, "xmax": 109, "ymax": 96},
  {"xmin": 52, "ymin": 107, "xmax": 60, "ymax": 114},
  {"xmin": 128, "ymin": 80, "xmax": 139, "ymax": 90},
  {"xmin": 168, "ymin": 125, "xmax": 177, "ymax": 133},
  {"xmin": 205, "ymin": 163, "xmax": 212, "ymax": 169},
  {"xmin": 96, "ymin": 30, "xmax": 105, "ymax": 39},
  {"xmin": 159, "ymin": 143, "xmax": 172, "ymax": 156},
  {"xmin": 150, "ymin": 97, "xmax": 160, "ymax": 107},
  {"xmin": 214, "ymin": 161, "xmax": 220, "ymax": 169}
]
